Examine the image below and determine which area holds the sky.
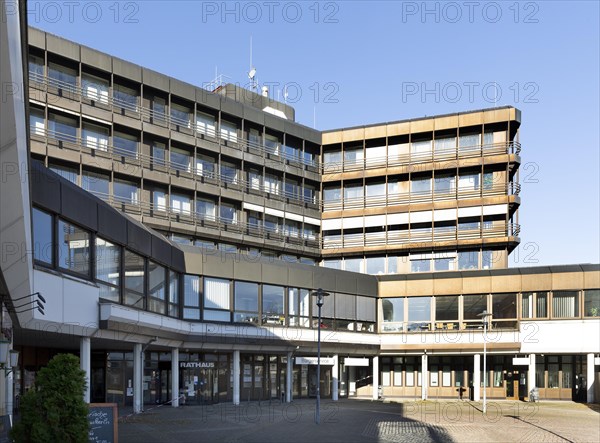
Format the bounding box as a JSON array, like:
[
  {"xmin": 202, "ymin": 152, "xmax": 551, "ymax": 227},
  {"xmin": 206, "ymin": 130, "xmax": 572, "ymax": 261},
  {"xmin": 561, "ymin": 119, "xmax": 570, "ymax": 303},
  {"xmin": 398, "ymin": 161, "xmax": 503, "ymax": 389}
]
[{"xmin": 27, "ymin": 0, "xmax": 600, "ymax": 267}]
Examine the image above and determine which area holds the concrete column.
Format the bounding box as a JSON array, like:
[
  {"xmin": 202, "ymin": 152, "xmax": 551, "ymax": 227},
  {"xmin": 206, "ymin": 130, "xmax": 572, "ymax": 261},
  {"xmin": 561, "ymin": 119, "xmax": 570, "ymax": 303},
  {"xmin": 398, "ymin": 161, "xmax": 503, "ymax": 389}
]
[
  {"xmin": 348, "ymin": 366, "xmax": 356, "ymax": 396},
  {"xmin": 80, "ymin": 337, "xmax": 91, "ymax": 403},
  {"xmin": 171, "ymin": 348, "xmax": 179, "ymax": 407},
  {"xmin": 372, "ymin": 356, "xmax": 379, "ymax": 401},
  {"xmin": 233, "ymin": 350, "xmax": 240, "ymax": 405},
  {"xmin": 587, "ymin": 353, "xmax": 595, "ymax": 403},
  {"xmin": 286, "ymin": 351, "xmax": 293, "ymax": 402},
  {"xmin": 133, "ymin": 343, "xmax": 142, "ymax": 413},
  {"xmin": 528, "ymin": 354, "xmax": 536, "ymax": 398},
  {"xmin": 332, "ymin": 355, "xmax": 339, "ymax": 401},
  {"xmin": 421, "ymin": 354, "xmax": 428, "ymax": 401},
  {"xmin": 473, "ymin": 354, "xmax": 481, "ymax": 402}
]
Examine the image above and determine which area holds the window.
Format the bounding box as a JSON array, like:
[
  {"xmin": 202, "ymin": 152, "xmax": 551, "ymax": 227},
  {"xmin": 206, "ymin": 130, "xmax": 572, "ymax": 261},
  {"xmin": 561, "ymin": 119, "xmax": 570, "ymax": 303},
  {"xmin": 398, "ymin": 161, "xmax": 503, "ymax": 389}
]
[
  {"xmin": 434, "ymin": 255, "xmax": 455, "ymax": 271},
  {"xmin": 204, "ymin": 277, "xmax": 230, "ymax": 321},
  {"xmin": 220, "ymin": 120, "xmax": 238, "ymax": 143},
  {"xmin": 264, "ymin": 174, "xmax": 280, "ymax": 195},
  {"xmin": 411, "ymin": 139, "xmax": 431, "ymax": 156},
  {"xmin": 48, "ymin": 62, "xmax": 76, "ymax": 90},
  {"xmin": 264, "ymin": 215, "xmax": 280, "ymax": 233},
  {"xmin": 148, "ymin": 261, "xmax": 166, "ymax": 314},
  {"xmin": 113, "ymin": 179, "xmax": 139, "ymax": 204},
  {"xmin": 29, "ymin": 54, "xmax": 44, "ymax": 78},
  {"xmin": 170, "ymin": 147, "xmax": 191, "ymax": 172},
  {"xmin": 584, "ymin": 289, "xmax": 600, "ymax": 317},
  {"xmin": 57, "ymin": 219, "xmax": 90, "ymax": 277},
  {"xmin": 458, "ymin": 251, "xmax": 478, "ymax": 270},
  {"xmin": 323, "ymin": 187, "xmax": 341, "ymax": 202},
  {"xmin": 48, "ymin": 113, "xmax": 77, "ymax": 142},
  {"xmin": 407, "ymin": 297, "xmax": 431, "ymax": 330},
  {"xmin": 344, "ymin": 257, "xmax": 363, "ymax": 273},
  {"xmin": 548, "ymin": 356, "xmax": 559, "ymax": 388},
  {"xmin": 463, "ymin": 295, "xmax": 487, "ymax": 320},
  {"xmin": 323, "ymin": 259, "xmax": 341, "ymax": 270},
  {"xmin": 261, "ymin": 285, "xmax": 284, "ymax": 323},
  {"xmin": 435, "ymin": 137, "xmax": 456, "ymax": 153},
  {"xmin": 170, "ymin": 193, "xmax": 192, "ymax": 215},
  {"xmin": 234, "ymin": 281, "xmax": 259, "ymax": 323},
  {"xmin": 168, "ymin": 271, "xmax": 179, "ymax": 317},
  {"xmin": 220, "ymin": 203, "xmax": 237, "ymax": 224},
  {"xmin": 481, "ymin": 250, "xmax": 494, "ymax": 269},
  {"xmin": 152, "ymin": 189, "xmax": 167, "ymax": 211},
  {"xmin": 96, "ymin": 238, "xmax": 120, "ymax": 302},
  {"xmin": 410, "ymin": 258, "xmax": 430, "ymax": 273},
  {"xmin": 552, "ymin": 291, "xmax": 579, "ymax": 318},
  {"xmin": 459, "ymin": 133, "xmax": 480, "ymax": 150},
  {"xmin": 434, "ymin": 174, "xmax": 455, "ymax": 195},
  {"xmin": 366, "ymin": 182, "xmax": 386, "ymax": 198},
  {"xmin": 152, "ymin": 141, "xmax": 166, "ymax": 167},
  {"xmin": 366, "ymin": 257, "xmax": 385, "ymax": 275},
  {"xmin": 562, "ymin": 356, "xmax": 573, "ymax": 389},
  {"xmin": 344, "ymin": 185, "xmax": 363, "ymax": 201},
  {"xmin": 81, "ymin": 73, "xmax": 109, "ymax": 104},
  {"xmin": 284, "ymin": 220, "xmax": 300, "ymax": 238},
  {"xmin": 344, "ymin": 148, "xmax": 363, "ymax": 165},
  {"xmin": 152, "ymin": 96, "xmax": 166, "ymax": 122},
  {"xmin": 32, "ymin": 208, "xmax": 53, "ymax": 265},
  {"xmin": 536, "ymin": 292, "xmax": 548, "ymax": 317},
  {"xmin": 82, "ymin": 170, "xmax": 109, "ymax": 197},
  {"xmin": 113, "ymin": 132, "xmax": 138, "ymax": 158},
  {"xmin": 196, "ymin": 198, "xmax": 216, "ymax": 221},
  {"xmin": 521, "ymin": 292, "xmax": 533, "ymax": 319},
  {"xmin": 458, "ymin": 173, "xmax": 480, "ymax": 191},
  {"xmin": 49, "ymin": 163, "xmax": 78, "ymax": 184},
  {"xmin": 492, "ymin": 293, "xmax": 517, "ymax": 318},
  {"xmin": 30, "ymin": 107, "xmax": 45, "ymax": 136},
  {"xmin": 382, "ymin": 298, "xmax": 404, "ymax": 332},
  {"xmin": 170, "ymin": 103, "xmax": 191, "ymax": 128},
  {"xmin": 436, "ymin": 296, "xmax": 459, "ymax": 321},
  {"xmin": 196, "ymin": 111, "xmax": 216, "ymax": 137},
  {"xmin": 113, "ymin": 83, "xmax": 138, "ymax": 111},
  {"xmin": 124, "ymin": 250, "xmax": 145, "ymax": 309},
  {"xmin": 221, "ymin": 161, "xmax": 238, "ymax": 184},
  {"xmin": 264, "ymin": 134, "xmax": 280, "ymax": 155},
  {"xmin": 196, "ymin": 154, "xmax": 215, "ymax": 178},
  {"xmin": 82, "ymin": 122, "xmax": 109, "ymax": 151},
  {"xmin": 183, "ymin": 275, "xmax": 201, "ymax": 320},
  {"xmin": 411, "ymin": 178, "xmax": 431, "ymax": 195}
]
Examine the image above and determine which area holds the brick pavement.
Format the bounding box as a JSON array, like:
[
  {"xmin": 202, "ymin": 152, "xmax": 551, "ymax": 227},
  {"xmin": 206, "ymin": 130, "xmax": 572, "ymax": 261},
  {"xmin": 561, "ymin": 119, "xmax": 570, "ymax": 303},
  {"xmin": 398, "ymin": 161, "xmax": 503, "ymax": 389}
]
[{"xmin": 118, "ymin": 399, "xmax": 600, "ymax": 443}]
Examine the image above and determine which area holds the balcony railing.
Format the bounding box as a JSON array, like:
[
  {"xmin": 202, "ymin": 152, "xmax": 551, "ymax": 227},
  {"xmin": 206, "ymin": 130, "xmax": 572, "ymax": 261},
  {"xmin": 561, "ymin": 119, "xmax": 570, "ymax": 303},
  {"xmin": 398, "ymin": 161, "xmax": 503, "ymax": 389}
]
[
  {"xmin": 323, "ymin": 141, "xmax": 521, "ymax": 174},
  {"xmin": 30, "ymin": 128, "xmax": 321, "ymax": 208},
  {"xmin": 321, "ymin": 222, "xmax": 520, "ymax": 249},
  {"xmin": 323, "ymin": 182, "xmax": 521, "ymax": 211},
  {"xmin": 29, "ymin": 71, "xmax": 320, "ymax": 170}
]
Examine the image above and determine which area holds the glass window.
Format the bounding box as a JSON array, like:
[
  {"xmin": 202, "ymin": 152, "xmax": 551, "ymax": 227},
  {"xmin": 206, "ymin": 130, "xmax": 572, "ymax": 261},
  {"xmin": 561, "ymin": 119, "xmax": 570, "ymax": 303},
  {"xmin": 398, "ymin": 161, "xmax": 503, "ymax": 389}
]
[
  {"xmin": 29, "ymin": 107, "xmax": 45, "ymax": 136},
  {"xmin": 323, "ymin": 187, "xmax": 341, "ymax": 202},
  {"xmin": 220, "ymin": 204, "xmax": 237, "ymax": 224},
  {"xmin": 29, "ymin": 54, "xmax": 44, "ymax": 78},
  {"xmin": 113, "ymin": 83, "xmax": 138, "ymax": 110},
  {"xmin": 434, "ymin": 174, "xmax": 455, "ymax": 194},
  {"xmin": 562, "ymin": 357, "xmax": 573, "ymax": 389},
  {"xmin": 366, "ymin": 257, "xmax": 385, "ymax": 275},
  {"xmin": 458, "ymin": 251, "xmax": 478, "ymax": 270},
  {"xmin": 170, "ymin": 103, "xmax": 191, "ymax": 127},
  {"xmin": 344, "ymin": 148, "xmax": 363, "ymax": 164},
  {"xmin": 196, "ymin": 111, "xmax": 216, "ymax": 137},
  {"xmin": 436, "ymin": 296, "xmax": 459, "ymax": 321},
  {"xmin": 152, "ymin": 189, "xmax": 167, "ymax": 211},
  {"xmin": 82, "ymin": 73, "xmax": 109, "ymax": 103},
  {"xmin": 82, "ymin": 123, "xmax": 109, "ymax": 151},
  {"xmin": 48, "ymin": 62, "xmax": 76, "ymax": 89},
  {"xmin": 407, "ymin": 297, "xmax": 431, "ymax": 330},
  {"xmin": 196, "ymin": 154, "xmax": 215, "ymax": 178},
  {"xmin": 263, "ymin": 174, "xmax": 280, "ymax": 194},
  {"xmin": 411, "ymin": 258, "xmax": 430, "ymax": 273},
  {"xmin": 552, "ymin": 291, "xmax": 579, "ymax": 318},
  {"xmin": 345, "ymin": 257, "xmax": 363, "ymax": 273},
  {"xmin": 152, "ymin": 142, "xmax": 166, "ymax": 167},
  {"xmin": 220, "ymin": 120, "xmax": 238, "ymax": 143},
  {"xmin": 168, "ymin": 271, "xmax": 179, "ymax": 317},
  {"xmin": 234, "ymin": 281, "xmax": 259, "ymax": 323},
  {"xmin": 584, "ymin": 290, "xmax": 600, "ymax": 317},
  {"xmin": 148, "ymin": 261, "xmax": 166, "ymax": 314},
  {"xmin": 113, "ymin": 179, "xmax": 139, "ymax": 204},
  {"xmin": 265, "ymin": 134, "xmax": 280, "ymax": 155},
  {"xmin": 204, "ymin": 277, "xmax": 230, "ymax": 318},
  {"xmin": 113, "ymin": 132, "xmax": 138, "ymax": 158},
  {"xmin": 411, "ymin": 178, "xmax": 431, "ymax": 195},
  {"xmin": 463, "ymin": 295, "xmax": 487, "ymax": 320},
  {"xmin": 32, "ymin": 208, "xmax": 53, "ymax": 265},
  {"xmin": 536, "ymin": 292, "xmax": 548, "ymax": 317},
  {"xmin": 366, "ymin": 182, "xmax": 386, "ymax": 197},
  {"xmin": 382, "ymin": 298, "xmax": 404, "ymax": 323},
  {"xmin": 323, "ymin": 259, "xmax": 341, "ymax": 270},
  {"xmin": 288, "ymin": 288, "xmax": 299, "ymax": 326},
  {"xmin": 263, "ymin": 285, "xmax": 284, "ymax": 319},
  {"xmin": 548, "ymin": 357, "xmax": 559, "ymax": 388},
  {"xmin": 82, "ymin": 170, "xmax": 109, "ymax": 197},
  {"xmin": 95, "ymin": 238, "xmax": 120, "ymax": 287},
  {"xmin": 57, "ymin": 219, "xmax": 90, "ymax": 276},
  {"xmin": 49, "ymin": 163, "xmax": 78, "ymax": 184},
  {"xmin": 170, "ymin": 193, "xmax": 192, "ymax": 215},
  {"xmin": 458, "ymin": 173, "xmax": 480, "ymax": 191},
  {"xmin": 459, "ymin": 133, "xmax": 480, "ymax": 149},
  {"xmin": 493, "ymin": 293, "xmax": 517, "ymax": 319},
  {"xmin": 411, "ymin": 140, "xmax": 431, "ymax": 155},
  {"xmin": 196, "ymin": 198, "xmax": 216, "ymax": 221},
  {"xmin": 183, "ymin": 275, "xmax": 200, "ymax": 320},
  {"xmin": 435, "ymin": 137, "xmax": 456, "ymax": 152},
  {"xmin": 221, "ymin": 162, "xmax": 238, "ymax": 184},
  {"xmin": 170, "ymin": 147, "xmax": 191, "ymax": 172},
  {"xmin": 434, "ymin": 256, "xmax": 454, "ymax": 271},
  {"xmin": 344, "ymin": 185, "xmax": 363, "ymax": 200},
  {"xmin": 124, "ymin": 250, "xmax": 145, "ymax": 309},
  {"xmin": 521, "ymin": 292, "xmax": 533, "ymax": 319},
  {"xmin": 48, "ymin": 113, "xmax": 77, "ymax": 142},
  {"xmin": 481, "ymin": 250, "xmax": 494, "ymax": 269},
  {"xmin": 323, "ymin": 151, "xmax": 342, "ymax": 165}
]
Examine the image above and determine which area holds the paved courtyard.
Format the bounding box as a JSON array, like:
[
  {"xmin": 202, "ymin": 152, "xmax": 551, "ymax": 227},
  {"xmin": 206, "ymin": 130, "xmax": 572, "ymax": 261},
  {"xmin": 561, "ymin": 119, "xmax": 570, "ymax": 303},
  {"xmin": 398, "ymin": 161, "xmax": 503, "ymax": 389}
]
[{"xmin": 118, "ymin": 399, "xmax": 600, "ymax": 442}]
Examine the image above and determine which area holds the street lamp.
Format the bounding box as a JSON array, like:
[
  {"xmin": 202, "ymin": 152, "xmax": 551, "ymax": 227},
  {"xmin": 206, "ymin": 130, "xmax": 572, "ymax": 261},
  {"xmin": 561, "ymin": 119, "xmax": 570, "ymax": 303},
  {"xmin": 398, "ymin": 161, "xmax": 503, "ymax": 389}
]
[
  {"xmin": 477, "ymin": 310, "xmax": 492, "ymax": 414},
  {"xmin": 311, "ymin": 288, "xmax": 330, "ymax": 425}
]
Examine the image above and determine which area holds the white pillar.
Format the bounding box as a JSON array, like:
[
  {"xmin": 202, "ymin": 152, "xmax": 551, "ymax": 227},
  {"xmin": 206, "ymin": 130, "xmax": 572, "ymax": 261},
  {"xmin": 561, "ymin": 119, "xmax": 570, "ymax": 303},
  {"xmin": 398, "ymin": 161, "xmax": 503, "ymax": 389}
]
[
  {"xmin": 348, "ymin": 366, "xmax": 356, "ymax": 396},
  {"xmin": 171, "ymin": 348, "xmax": 179, "ymax": 407},
  {"xmin": 528, "ymin": 354, "xmax": 536, "ymax": 399},
  {"xmin": 372, "ymin": 356, "xmax": 379, "ymax": 401},
  {"xmin": 332, "ymin": 355, "xmax": 339, "ymax": 401},
  {"xmin": 133, "ymin": 343, "xmax": 142, "ymax": 413},
  {"xmin": 6, "ymin": 367, "xmax": 13, "ymax": 417},
  {"xmin": 286, "ymin": 351, "xmax": 293, "ymax": 402},
  {"xmin": 233, "ymin": 350, "xmax": 240, "ymax": 405},
  {"xmin": 473, "ymin": 354, "xmax": 481, "ymax": 402},
  {"xmin": 587, "ymin": 353, "xmax": 595, "ymax": 403},
  {"xmin": 421, "ymin": 354, "xmax": 428, "ymax": 401},
  {"xmin": 80, "ymin": 337, "xmax": 91, "ymax": 403}
]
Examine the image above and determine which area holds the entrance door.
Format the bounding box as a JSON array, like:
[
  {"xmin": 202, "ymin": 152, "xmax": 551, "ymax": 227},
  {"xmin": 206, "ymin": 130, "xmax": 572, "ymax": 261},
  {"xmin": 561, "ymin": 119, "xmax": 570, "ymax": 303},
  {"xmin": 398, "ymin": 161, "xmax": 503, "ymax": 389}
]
[
  {"xmin": 505, "ymin": 371, "xmax": 518, "ymax": 400},
  {"xmin": 158, "ymin": 368, "xmax": 171, "ymax": 404}
]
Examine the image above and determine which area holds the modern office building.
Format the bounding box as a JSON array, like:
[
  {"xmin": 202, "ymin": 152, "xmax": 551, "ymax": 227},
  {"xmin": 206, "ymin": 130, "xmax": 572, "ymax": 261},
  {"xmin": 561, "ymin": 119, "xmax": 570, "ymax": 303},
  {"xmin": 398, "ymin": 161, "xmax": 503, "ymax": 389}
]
[{"xmin": 1, "ymin": 5, "xmax": 598, "ymax": 422}]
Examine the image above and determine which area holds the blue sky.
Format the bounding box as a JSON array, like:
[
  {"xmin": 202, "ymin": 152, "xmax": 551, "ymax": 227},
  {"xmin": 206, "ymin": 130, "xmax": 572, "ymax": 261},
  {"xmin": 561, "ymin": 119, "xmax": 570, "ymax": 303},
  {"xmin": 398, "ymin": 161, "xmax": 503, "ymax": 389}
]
[{"xmin": 28, "ymin": 1, "xmax": 599, "ymax": 266}]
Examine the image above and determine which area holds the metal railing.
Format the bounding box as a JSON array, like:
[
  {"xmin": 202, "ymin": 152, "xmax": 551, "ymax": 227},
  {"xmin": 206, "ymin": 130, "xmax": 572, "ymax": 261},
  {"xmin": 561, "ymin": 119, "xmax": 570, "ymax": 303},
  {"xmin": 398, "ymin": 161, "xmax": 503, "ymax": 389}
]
[{"xmin": 321, "ymin": 222, "xmax": 520, "ymax": 249}]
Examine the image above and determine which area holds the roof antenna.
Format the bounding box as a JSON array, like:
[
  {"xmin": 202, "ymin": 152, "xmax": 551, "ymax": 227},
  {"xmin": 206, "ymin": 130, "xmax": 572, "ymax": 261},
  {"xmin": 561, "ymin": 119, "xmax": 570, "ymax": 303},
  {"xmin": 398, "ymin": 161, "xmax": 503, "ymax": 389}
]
[
  {"xmin": 248, "ymin": 36, "xmax": 257, "ymax": 91},
  {"xmin": 313, "ymin": 106, "xmax": 317, "ymax": 129}
]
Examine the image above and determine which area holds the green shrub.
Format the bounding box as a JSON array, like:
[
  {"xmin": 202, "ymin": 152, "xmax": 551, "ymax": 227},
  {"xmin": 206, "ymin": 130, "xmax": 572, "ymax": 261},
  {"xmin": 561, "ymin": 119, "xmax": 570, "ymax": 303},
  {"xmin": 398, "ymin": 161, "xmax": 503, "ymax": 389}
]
[{"xmin": 11, "ymin": 353, "xmax": 89, "ymax": 443}]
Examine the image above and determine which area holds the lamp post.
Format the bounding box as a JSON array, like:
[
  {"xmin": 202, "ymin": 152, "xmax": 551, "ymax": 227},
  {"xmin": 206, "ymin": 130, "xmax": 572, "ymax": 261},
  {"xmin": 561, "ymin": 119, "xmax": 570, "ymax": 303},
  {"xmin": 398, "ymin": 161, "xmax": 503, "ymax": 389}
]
[
  {"xmin": 478, "ymin": 310, "xmax": 492, "ymax": 414},
  {"xmin": 311, "ymin": 288, "xmax": 329, "ymax": 424}
]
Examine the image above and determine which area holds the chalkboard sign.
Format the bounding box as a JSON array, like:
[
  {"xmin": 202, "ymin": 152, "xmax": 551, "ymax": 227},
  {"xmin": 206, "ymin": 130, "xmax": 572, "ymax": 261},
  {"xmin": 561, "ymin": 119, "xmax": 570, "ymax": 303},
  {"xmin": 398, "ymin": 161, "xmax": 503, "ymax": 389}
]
[{"xmin": 88, "ymin": 403, "xmax": 118, "ymax": 443}]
